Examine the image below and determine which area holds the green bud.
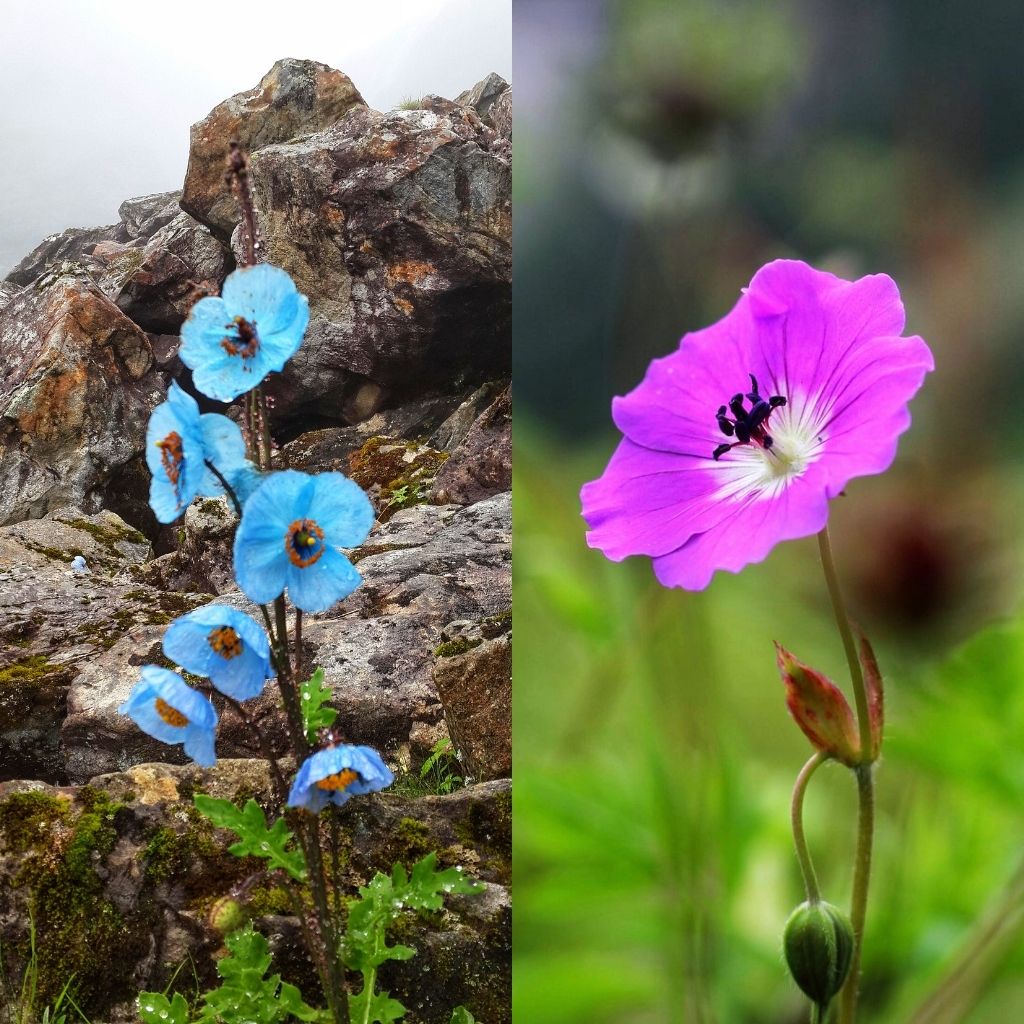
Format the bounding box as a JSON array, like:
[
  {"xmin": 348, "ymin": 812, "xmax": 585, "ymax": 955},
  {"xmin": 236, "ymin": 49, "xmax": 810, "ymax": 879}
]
[
  {"xmin": 208, "ymin": 896, "xmax": 247, "ymax": 935},
  {"xmin": 783, "ymin": 900, "xmax": 854, "ymax": 1007}
]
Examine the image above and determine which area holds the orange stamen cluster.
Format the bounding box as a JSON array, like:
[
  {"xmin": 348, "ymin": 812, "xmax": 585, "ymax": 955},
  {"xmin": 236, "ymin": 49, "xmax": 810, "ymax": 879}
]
[
  {"xmin": 208, "ymin": 626, "xmax": 243, "ymax": 659},
  {"xmin": 220, "ymin": 316, "xmax": 260, "ymax": 358},
  {"xmin": 315, "ymin": 768, "xmax": 359, "ymax": 792},
  {"xmin": 286, "ymin": 518, "xmax": 325, "ymax": 568},
  {"xmin": 156, "ymin": 431, "xmax": 184, "ymax": 493},
  {"xmin": 155, "ymin": 697, "xmax": 189, "ymax": 728}
]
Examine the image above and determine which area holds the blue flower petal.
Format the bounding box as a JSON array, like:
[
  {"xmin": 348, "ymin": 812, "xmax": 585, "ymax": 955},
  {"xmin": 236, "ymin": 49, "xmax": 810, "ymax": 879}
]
[
  {"xmin": 286, "ymin": 546, "xmax": 362, "ymax": 613},
  {"xmin": 118, "ymin": 666, "xmax": 217, "ymax": 764},
  {"xmin": 222, "ymin": 264, "xmax": 303, "ymax": 336},
  {"xmin": 307, "ymin": 473, "xmax": 375, "ymax": 548},
  {"xmin": 163, "ymin": 607, "xmax": 273, "ymax": 701},
  {"xmin": 145, "ymin": 383, "xmax": 206, "ymax": 524},
  {"xmin": 286, "ymin": 744, "xmax": 393, "ymax": 810},
  {"xmin": 198, "ymin": 414, "xmax": 247, "ymax": 495}
]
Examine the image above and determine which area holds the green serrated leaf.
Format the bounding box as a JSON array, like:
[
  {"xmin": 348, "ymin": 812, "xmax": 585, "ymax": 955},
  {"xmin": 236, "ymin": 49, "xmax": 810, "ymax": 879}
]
[
  {"xmin": 194, "ymin": 925, "xmax": 324, "ymax": 1024},
  {"xmin": 299, "ymin": 667, "xmax": 338, "ymax": 743},
  {"xmin": 138, "ymin": 992, "xmax": 189, "ymax": 1024},
  {"xmin": 194, "ymin": 795, "xmax": 306, "ymax": 881},
  {"xmin": 349, "ymin": 987, "xmax": 408, "ymax": 1024}
]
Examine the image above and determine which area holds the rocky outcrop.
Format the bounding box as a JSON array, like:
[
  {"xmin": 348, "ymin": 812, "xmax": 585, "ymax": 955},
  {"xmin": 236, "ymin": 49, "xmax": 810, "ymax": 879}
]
[
  {"xmin": 182, "ymin": 59, "xmax": 367, "ymax": 236},
  {"xmin": 0, "ymin": 272, "xmax": 162, "ymax": 526},
  {"xmin": 244, "ymin": 101, "xmax": 511, "ymax": 426},
  {"xmin": 0, "ymin": 508, "xmax": 215, "ymax": 782},
  {"xmin": 58, "ymin": 494, "xmax": 511, "ymax": 783},
  {"xmin": 99, "ymin": 212, "xmax": 229, "ymax": 333}
]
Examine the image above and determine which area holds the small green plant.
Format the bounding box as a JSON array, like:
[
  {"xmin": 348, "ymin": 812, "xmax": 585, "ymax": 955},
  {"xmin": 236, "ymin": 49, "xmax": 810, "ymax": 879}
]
[
  {"xmin": 345, "ymin": 852, "xmax": 483, "ymax": 1024},
  {"xmin": 299, "ymin": 668, "xmax": 339, "ymax": 743},
  {"xmin": 419, "ymin": 737, "xmax": 464, "ymax": 795},
  {"xmin": 139, "ymin": 928, "xmax": 322, "ymax": 1024}
]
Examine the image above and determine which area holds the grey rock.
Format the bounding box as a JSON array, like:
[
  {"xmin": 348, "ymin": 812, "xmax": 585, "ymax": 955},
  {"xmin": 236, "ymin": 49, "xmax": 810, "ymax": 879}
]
[
  {"xmin": 0, "ymin": 508, "xmax": 207, "ymax": 782},
  {"xmin": 430, "ymin": 385, "xmax": 511, "ymax": 505},
  {"xmin": 433, "ymin": 616, "xmax": 511, "ymax": 782},
  {"xmin": 101, "ymin": 212, "xmax": 229, "ymax": 333},
  {"xmin": 280, "ymin": 390, "xmax": 474, "ymax": 472},
  {"xmin": 3, "ymin": 224, "xmax": 123, "ymax": 288},
  {"xmin": 0, "ymin": 273, "xmax": 161, "ymax": 526},
  {"xmin": 455, "ymin": 72, "xmax": 510, "ymax": 124},
  {"xmin": 244, "ymin": 102, "xmax": 511, "ymax": 423},
  {"xmin": 117, "ymin": 190, "xmax": 183, "ymax": 240},
  {"xmin": 491, "ymin": 86, "xmax": 512, "ymax": 139},
  {"xmin": 341, "ymin": 492, "xmax": 511, "ymax": 624},
  {"xmin": 0, "ymin": 282, "xmax": 19, "ymax": 315},
  {"xmin": 182, "ymin": 58, "xmax": 367, "ymax": 236}
]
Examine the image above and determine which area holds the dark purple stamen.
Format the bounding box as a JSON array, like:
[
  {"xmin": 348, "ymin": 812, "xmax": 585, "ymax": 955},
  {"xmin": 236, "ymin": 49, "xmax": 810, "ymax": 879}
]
[{"xmin": 712, "ymin": 373, "xmax": 787, "ymax": 460}]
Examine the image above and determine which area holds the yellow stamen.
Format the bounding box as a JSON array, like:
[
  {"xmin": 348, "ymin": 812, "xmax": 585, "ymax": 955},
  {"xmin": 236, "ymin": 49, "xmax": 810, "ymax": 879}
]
[
  {"xmin": 155, "ymin": 697, "xmax": 189, "ymax": 728},
  {"xmin": 315, "ymin": 768, "xmax": 359, "ymax": 791},
  {"xmin": 208, "ymin": 626, "xmax": 243, "ymax": 659}
]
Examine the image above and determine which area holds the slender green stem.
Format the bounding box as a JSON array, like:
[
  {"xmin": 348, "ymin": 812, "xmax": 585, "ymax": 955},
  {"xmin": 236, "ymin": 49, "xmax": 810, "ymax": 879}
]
[
  {"xmin": 816, "ymin": 528, "xmax": 871, "ymax": 758},
  {"xmin": 838, "ymin": 765, "xmax": 875, "ymax": 1024},
  {"xmin": 818, "ymin": 528, "xmax": 876, "ymax": 1024},
  {"xmin": 792, "ymin": 753, "xmax": 826, "ymax": 903},
  {"xmin": 810, "ymin": 1003, "xmax": 823, "ymax": 1024}
]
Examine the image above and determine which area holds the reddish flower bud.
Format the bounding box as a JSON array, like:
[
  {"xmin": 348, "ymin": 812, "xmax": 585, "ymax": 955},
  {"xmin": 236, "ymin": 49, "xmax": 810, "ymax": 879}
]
[
  {"xmin": 775, "ymin": 643, "xmax": 860, "ymax": 766},
  {"xmin": 856, "ymin": 628, "xmax": 884, "ymax": 761}
]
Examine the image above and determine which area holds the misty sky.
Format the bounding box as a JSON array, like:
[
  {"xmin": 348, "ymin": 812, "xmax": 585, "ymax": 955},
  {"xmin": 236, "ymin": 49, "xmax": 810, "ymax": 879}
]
[{"xmin": 0, "ymin": 0, "xmax": 510, "ymax": 274}]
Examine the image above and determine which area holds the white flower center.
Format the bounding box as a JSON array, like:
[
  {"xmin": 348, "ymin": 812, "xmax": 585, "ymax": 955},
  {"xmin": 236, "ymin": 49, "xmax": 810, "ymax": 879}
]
[{"xmin": 708, "ymin": 395, "xmax": 826, "ymax": 501}]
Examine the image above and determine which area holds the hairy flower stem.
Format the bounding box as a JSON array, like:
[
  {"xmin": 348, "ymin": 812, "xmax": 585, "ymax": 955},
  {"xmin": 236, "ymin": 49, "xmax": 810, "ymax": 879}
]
[
  {"xmin": 817, "ymin": 527, "xmax": 875, "ymax": 1024},
  {"xmin": 226, "ymin": 141, "xmax": 258, "ymax": 268},
  {"xmin": 257, "ymin": 386, "xmax": 274, "ymax": 468},
  {"xmin": 792, "ymin": 753, "xmax": 826, "ymax": 903}
]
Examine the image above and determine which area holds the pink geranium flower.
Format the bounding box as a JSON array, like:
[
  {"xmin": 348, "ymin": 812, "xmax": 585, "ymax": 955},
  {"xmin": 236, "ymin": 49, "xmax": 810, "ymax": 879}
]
[{"xmin": 581, "ymin": 260, "xmax": 934, "ymax": 590}]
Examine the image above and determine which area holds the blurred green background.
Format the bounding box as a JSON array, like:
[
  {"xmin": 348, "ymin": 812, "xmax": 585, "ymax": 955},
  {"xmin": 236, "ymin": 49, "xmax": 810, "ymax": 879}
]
[{"xmin": 514, "ymin": 1, "xmax": 1024, "ymax": 1020}]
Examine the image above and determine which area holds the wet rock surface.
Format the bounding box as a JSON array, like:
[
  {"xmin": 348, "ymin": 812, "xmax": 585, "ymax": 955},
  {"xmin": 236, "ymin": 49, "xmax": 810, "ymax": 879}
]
[
  {"xmin": 0, "ymin": 764, "xmax": 510, "ymax": 1023},
  {"xmin": 0, "ymin": 59, "xmax": 511, "ymax": 1024},
  {"xmin": 0, "ymin": 273, "xmax": 162, "ymax": 526}
]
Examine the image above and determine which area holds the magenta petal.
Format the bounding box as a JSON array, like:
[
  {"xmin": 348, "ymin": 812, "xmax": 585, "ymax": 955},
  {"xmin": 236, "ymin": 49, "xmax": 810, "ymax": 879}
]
[
  {"xmin": 582, "ymin": 439, "xmax": 733, "ymax": 559},
  {"xmin": 652, "ymin": 466, "xmax": 831, "ymax": 590}
]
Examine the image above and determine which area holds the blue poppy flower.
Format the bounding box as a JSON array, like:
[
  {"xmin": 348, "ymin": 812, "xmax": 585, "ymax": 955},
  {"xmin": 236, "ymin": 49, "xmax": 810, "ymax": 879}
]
[
  {"xmin": 287, "ymin": 744, "xmax": 394, "ymax": 812},
  {"xmin": 180, "ymin": 264, "xmax": 310, "ymax": 402},
  {"xmin": 233, "ymin": 470, "xmax": 375, "ymax": 613},
  {"xmin": 163, "ymin": 606, "xmax": 274, "ymax": 701},
  {"xmin": 118, "ymin": 666, "xmax": 218, "ymax": 766},
  {"xmin": 146, "ymin": 381, "xmax": 249, "ymax": 523}
]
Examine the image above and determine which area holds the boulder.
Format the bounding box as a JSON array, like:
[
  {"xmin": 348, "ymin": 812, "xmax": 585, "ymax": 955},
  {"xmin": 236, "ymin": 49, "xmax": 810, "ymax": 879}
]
[
  {"xmin": 182, "ymin": 59, "xmax": 367, "ymax": 237},
  {"xmin": 117, "ymin": 190, "xmax": 183, "ymax": 240},
  {"xmin": 430, "ymin": 385, "xmax": 511, "ymax": 504},
  {"xmin": 0, "ymin": 272, "xmax": 161, "ymax": 527},
  {"xmin": 433, "ymin": 615, "xmax": 511, "ymax": 782},
  {"xmin": 3, "ymin": 225, "xmax": 123, "ymax": 288},
  {"xmin": 100, "ymin": 212, "xmax": 229, "ymax": 333},
  {"xmin": 455, "ymin": 72, "xmax": 510, "ymax": 126},
  {"xmin": 243, "ymin": 101, "xmax": 511, "ymax": 424}
]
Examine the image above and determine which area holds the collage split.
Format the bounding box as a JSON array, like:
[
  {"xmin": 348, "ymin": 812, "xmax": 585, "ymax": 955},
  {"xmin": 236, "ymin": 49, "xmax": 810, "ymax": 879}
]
[{"xmin": 2, "ymin": 1, "xmax": 1024, "ymax": 1022}]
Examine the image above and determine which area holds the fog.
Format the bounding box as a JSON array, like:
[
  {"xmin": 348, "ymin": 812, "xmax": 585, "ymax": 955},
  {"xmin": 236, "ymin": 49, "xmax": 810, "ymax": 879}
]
[{"xmin": 0, "ymin": 0, "xmax": 510, "ymax": 273}]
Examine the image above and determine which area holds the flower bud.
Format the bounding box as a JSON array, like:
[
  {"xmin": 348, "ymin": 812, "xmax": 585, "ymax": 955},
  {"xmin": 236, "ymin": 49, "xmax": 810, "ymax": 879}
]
[
  {"xmin": 208, "ymin": 896, "xmax": 247, "ymax": 935},
  {"xmin": 783, "ymin": 900, "xmax": 854, "ymax": 1007},
  {"xmin": 775, "ymin": 643, "xmax": 861, "ymax": 766}
]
